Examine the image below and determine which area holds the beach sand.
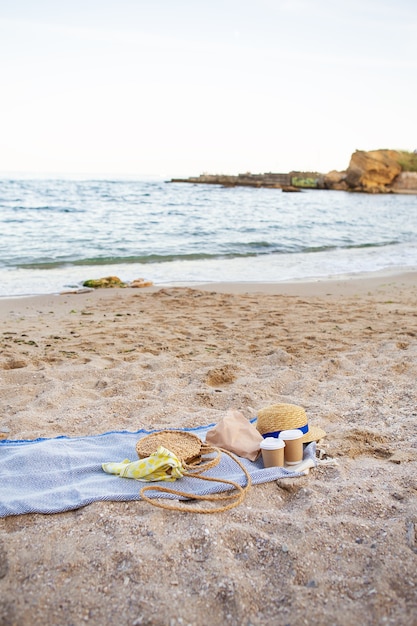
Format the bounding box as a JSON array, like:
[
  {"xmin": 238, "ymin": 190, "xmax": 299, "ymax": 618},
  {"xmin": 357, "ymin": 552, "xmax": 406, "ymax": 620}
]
[{"xmin": 1, "ymin": 272, "xmax": 416, "ymax": 625}]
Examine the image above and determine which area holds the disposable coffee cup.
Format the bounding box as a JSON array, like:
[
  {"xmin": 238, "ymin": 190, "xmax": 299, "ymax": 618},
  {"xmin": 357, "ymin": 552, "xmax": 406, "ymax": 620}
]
[
  {"xmin": 279, "ymin": 429, "xmax": 303, "ymax": 465},
  {"xmin": 260, "ymin": 437, "xmax": 285, "ymax": 468}
]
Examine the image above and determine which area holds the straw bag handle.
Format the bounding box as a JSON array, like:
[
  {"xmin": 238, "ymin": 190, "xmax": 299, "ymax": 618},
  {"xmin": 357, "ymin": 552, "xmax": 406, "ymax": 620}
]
[{"xmin": 139, "ymin": 447, "xmax": 252, "ymax": 514}]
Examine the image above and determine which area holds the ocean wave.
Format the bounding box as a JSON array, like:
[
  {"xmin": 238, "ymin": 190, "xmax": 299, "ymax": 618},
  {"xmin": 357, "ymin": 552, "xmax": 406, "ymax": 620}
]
[
  {"xmin": 5, "ymin": 239, "xmax": 410, "ymax": 271},
  {"xmin": 1, "ymin": 179, "xmax": 416, "ymax": 295}
]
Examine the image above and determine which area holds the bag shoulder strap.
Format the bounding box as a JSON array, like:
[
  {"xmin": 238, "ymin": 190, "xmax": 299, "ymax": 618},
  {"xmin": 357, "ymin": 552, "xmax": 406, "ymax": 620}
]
[{"xmin": 139, "ymin": 447, "xmax": 251, "ymax": 514}]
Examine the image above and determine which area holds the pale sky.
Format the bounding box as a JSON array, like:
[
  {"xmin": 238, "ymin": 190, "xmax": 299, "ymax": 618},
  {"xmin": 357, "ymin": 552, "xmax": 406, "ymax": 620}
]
[{"xmin": 1, "ymin": 0, "xmax": 416, "ymax": 178}]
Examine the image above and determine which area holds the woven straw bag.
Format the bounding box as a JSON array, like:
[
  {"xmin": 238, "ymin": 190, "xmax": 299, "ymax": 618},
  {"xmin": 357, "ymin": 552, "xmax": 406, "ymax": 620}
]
[
  {"xmin": 136, "ymin": 430, "xmax": 215, "ymax": 470},
  {"xmin": 135, "ymin": 430, "xmax": 251, "ymax": 513}
]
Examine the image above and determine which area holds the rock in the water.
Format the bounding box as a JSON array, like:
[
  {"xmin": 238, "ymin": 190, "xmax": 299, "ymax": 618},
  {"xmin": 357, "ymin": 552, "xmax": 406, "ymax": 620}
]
[
  {"xmin": 391, "ymin": 171, "xmax": 417, "ymax": 193},
  {"xmin": 129, "ymin": 278, "xmax": 153, "ymax": 288},
  {"xmin": 322, "ymin": 169, "xmax": 349, "ymax": 191},
  {"xmin": 83, "ymin": 276, "xmax": 127, "ymax": 288}
]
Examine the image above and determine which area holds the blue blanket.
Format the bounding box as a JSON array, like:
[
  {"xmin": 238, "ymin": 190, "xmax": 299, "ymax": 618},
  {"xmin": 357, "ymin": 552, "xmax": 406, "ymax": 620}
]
[{"xmin": 0, "ymin": 424, "xmax": 316, "ymax": 517}]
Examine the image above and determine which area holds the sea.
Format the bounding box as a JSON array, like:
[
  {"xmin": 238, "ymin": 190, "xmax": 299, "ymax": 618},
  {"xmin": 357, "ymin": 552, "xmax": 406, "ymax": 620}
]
[{"xmin": 0, "ymin": 176, "xmax": 416, "ymax": 298}]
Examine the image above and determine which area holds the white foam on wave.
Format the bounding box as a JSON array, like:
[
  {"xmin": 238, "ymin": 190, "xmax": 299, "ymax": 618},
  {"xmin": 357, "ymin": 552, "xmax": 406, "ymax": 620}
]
[{"xmin": 1, "ymin": 242, "xmax": 416, "ymax": 298}]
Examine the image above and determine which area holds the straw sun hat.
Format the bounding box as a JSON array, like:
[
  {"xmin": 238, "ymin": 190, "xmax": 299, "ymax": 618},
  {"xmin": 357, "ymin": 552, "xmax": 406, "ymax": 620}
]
[{"xmin": 256, "ymin": 403, "xmax": 326, "ymax": 444}]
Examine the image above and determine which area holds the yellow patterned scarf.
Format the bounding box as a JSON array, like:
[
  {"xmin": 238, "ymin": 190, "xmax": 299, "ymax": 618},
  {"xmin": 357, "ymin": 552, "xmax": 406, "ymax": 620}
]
[{"xmin": 102, "ymin": 445, "xmax": 184, "ymax": 482}]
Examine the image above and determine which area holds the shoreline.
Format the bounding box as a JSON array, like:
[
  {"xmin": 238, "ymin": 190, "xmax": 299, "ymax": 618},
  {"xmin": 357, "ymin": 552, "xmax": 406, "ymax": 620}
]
[{"xmin": 0, "ymin": 268, "xmax": 416, "ymax": 314}]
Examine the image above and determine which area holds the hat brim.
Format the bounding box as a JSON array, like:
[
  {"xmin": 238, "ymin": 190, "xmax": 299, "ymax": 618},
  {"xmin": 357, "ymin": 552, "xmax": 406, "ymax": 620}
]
[{"xmin": 301, "ymin": 425, "xmax": 326, "ymax": 444}]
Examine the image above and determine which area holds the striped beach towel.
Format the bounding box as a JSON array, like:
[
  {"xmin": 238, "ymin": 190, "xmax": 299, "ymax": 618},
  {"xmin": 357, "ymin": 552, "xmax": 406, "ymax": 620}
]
[{"xmin": 0, "ymin": 424, "xmax": 316, "ymax": 517}]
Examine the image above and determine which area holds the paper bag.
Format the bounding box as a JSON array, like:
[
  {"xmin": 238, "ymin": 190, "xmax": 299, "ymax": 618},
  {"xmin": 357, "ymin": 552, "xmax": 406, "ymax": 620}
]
[{"xmin": 205, "ymin": 410, "xmax": 263, "ymax": 461}]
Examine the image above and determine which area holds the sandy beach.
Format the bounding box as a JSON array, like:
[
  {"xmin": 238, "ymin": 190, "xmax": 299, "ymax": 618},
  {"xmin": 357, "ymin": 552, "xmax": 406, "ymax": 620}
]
[{"xmin": 1, "ymin": 272, "xmax": 417, "ymax": 625}]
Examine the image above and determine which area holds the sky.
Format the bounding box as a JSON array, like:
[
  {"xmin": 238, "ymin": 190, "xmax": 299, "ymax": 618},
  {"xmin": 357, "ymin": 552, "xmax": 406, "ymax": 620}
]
[{"xmin": 0, "ymin": 0, "xmax": 416, "ymax": 178}]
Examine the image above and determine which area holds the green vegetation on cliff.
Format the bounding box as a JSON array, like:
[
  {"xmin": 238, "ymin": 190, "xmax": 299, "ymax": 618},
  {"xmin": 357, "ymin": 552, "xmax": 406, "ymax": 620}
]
[{"xmin": 396, "ymin": 150, "xmax": 417, "ymax": 172}]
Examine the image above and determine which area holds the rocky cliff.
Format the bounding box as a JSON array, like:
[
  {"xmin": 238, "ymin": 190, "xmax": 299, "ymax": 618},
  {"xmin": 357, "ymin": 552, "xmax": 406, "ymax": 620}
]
[
  {"xmin": 323, "ymin": 149, "xmax": 417, "ymax": 194},
  {"xmin": 171, "ymin": 150, "xmax": 417, "ymax": 194}
]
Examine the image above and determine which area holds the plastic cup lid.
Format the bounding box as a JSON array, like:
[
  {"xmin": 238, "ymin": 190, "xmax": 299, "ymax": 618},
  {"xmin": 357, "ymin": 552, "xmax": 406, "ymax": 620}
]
[
  {"xmin": 278, "ymin": 429, "xmax": 303, "ymax": 440},
  {"xmin": 260, "ymin": 437, "xmax": 285, "ymax": 450}
]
